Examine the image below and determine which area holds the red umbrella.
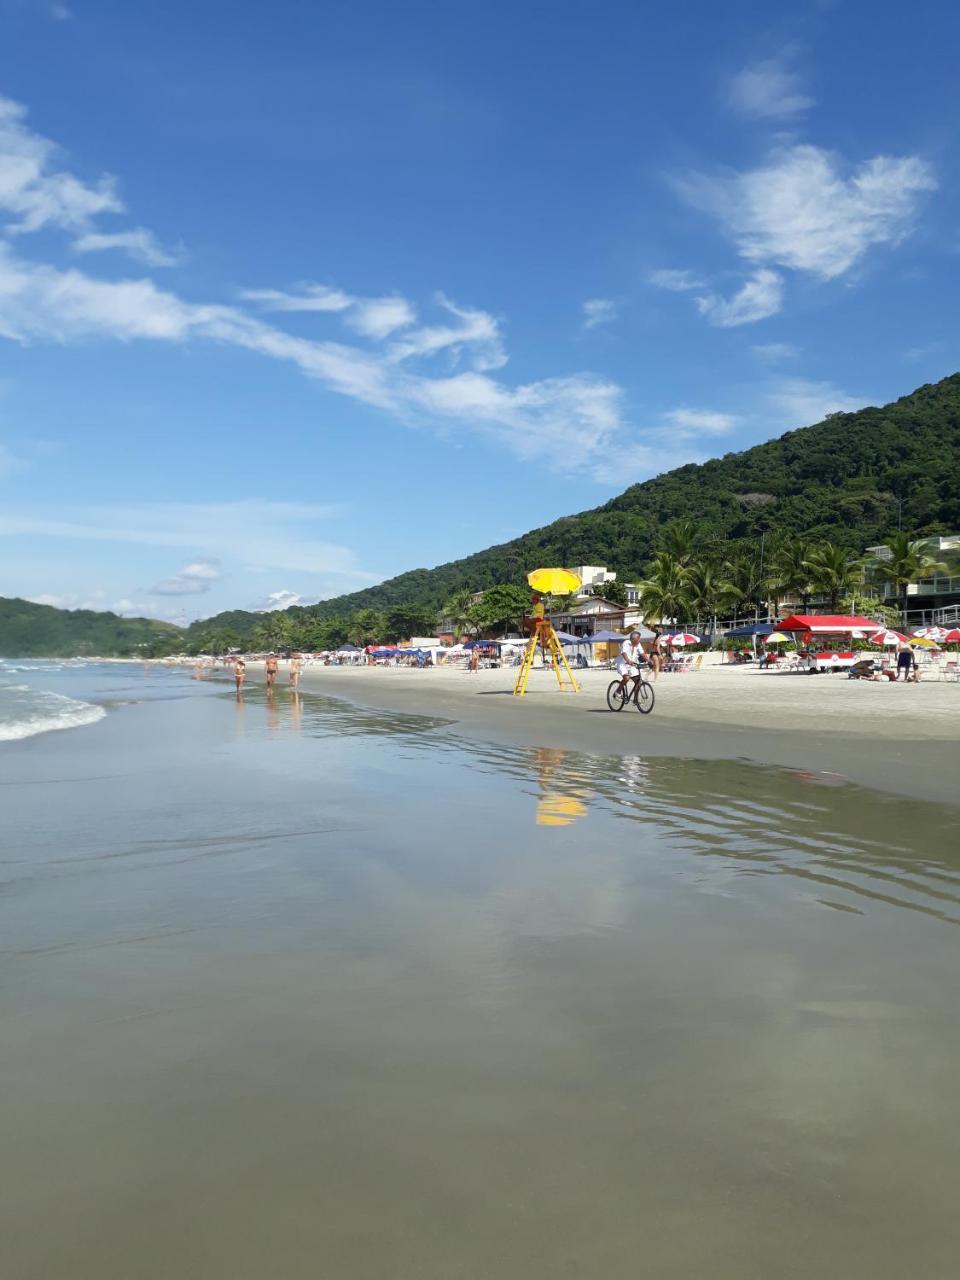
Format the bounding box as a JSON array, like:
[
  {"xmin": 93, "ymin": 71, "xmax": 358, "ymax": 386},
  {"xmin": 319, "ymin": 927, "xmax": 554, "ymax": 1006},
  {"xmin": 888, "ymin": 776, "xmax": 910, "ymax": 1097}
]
[
  {"xmin": 666, "ymin": 631, "xmax": 701, "ymax": 646},
  {"xmin": 943, "ymin": 628, "xmax": 960, "ymax": 644}
]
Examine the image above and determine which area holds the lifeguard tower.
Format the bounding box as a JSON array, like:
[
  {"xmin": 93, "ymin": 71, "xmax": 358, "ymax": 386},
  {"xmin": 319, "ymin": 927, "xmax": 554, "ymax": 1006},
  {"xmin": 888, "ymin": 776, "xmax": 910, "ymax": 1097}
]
[{"xmin": 513, "ymin": 568, "xmax": 581, "ymax": 697}]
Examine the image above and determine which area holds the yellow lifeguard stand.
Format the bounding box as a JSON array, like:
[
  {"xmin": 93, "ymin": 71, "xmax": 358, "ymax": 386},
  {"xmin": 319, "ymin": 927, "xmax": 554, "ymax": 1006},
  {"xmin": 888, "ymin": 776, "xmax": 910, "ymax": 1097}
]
[{"xmin": 513, "ymin": 568, "xmax": 581, "ymax": 697}]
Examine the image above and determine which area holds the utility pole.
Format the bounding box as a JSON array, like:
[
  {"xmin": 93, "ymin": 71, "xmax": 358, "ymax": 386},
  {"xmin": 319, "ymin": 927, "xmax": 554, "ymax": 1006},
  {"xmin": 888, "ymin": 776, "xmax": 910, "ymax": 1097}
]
[{"xmin": 756, "ymin": 532, "xmax": 765, "ymax": 622}]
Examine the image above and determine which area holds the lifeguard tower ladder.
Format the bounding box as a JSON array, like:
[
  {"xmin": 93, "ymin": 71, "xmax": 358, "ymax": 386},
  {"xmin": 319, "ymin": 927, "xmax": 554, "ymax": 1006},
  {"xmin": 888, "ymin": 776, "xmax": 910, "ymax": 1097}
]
[{"xmin": 513, "ymin": 620, "xmax": 580, "ymax": 697}]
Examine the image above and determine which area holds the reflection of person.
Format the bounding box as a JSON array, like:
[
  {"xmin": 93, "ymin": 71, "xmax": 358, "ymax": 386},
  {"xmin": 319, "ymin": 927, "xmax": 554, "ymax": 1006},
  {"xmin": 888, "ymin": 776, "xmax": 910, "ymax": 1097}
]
[
  {"xmin": 617, "ymin": 630, "xmax": 644, "ymax": 693},
  {"xmin": 265, "ymin": 653, "xmax": 279, "ymax": 689},
  {"xmin": 234, "ymin": 656, "xmax": 246, "ymax": 694},
  {"xmin": 289, "ymin": 653, "xmax": 301, "ymax": 689}
]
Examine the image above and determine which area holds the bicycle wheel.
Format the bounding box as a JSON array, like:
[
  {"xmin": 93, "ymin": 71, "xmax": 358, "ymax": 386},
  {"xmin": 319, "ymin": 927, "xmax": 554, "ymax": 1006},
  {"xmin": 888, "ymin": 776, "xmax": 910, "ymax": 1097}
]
[
  {"xmin": 634, "ymin": 680, "xmax": 655, "ymax": 714},
  {"xmin": 606, "ymin": 679, "xmax": 628, "ymax": 711}
]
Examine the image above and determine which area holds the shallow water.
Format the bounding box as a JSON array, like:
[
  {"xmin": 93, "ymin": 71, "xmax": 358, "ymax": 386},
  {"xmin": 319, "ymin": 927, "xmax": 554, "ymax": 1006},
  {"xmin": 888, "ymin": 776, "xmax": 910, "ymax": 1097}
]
[{"xmin": 2, "ymin": 668, "xmax": 958, "ymax": 1278}]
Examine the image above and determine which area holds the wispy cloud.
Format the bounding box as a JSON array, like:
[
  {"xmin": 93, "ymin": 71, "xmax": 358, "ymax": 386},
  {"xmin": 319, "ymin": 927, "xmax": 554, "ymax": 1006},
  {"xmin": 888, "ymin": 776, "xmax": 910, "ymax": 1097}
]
[
  {"xmin": 727, "ymin": 59, "xmax": 814, "ymax": 120},
  {"xmin": 0, "ymin": 93, "xmax": 179, "ymax": 269},
  {"xmin": 240, "ymin": 283, "xmax": 353, "ymax": 312},
  {"xmin": 648, "ymin": 268, "xmax": 704, "ymax": 293},
  {"xmin": 151, "ymin": 558, "xmax": 222, "ymax": 596},
  {"xmin": 752, "ymin": 342, "xmax": 800, "ymax": 362},
  {"xmin": 767, "ymin": 377, "xmax": 865, "ymax": 428},
  {"xmin": 695, "ymin": 269, "xmax": 783, "ymax": 327},
  {"xmin": 0, "ymin": 93, "xmax": 752, "ymax": 490},
  {"xmin": 662, "ymin": 408, "xmax": 738, "ymax": 435},
  {"xmin": 582, "ymin": 297, "xmax": 617, "ymax": 329},
  {"xmin": 345, "ymin": 295, "xmax": 416, "ymax": 339},
  {"xmin": 675, "ymin": 145, "xmax": 936, "ymax": 281},
  {"xmin": 73, "ymin": 228, "xmax": 179, "ymax": 267}
]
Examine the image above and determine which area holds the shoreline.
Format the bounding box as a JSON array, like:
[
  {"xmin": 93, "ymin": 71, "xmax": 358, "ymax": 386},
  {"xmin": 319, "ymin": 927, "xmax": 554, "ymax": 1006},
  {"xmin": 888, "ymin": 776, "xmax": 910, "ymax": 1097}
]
[{"xmin": 237, "ymin": 661, "xmax": 960, "ymax": 807}]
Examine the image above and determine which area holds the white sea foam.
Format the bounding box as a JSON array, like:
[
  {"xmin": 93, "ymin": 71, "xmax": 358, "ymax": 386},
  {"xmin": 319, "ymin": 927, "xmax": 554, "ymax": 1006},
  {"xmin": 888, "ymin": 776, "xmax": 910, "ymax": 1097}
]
[{"xmin": 0, "ymin": 683, "xmax": 106, "ymax": 742}]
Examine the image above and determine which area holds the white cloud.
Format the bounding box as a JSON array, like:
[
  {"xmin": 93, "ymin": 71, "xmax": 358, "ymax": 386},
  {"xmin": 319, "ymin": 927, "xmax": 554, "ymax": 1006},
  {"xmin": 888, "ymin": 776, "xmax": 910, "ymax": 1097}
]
[
  {"xmin": 385, "ymin": 294, "xmax": 506, "ymax": 371},
  {"xmin": 240, "ymin": 283, "xmax": 353, "ymax": 312},
  {"xmin": 767, "ymin": 377, "xmax": 865, "ymax": 428},
  {"xmin": 345, "ymin": 295, "xmax": 416, "ymax": 339},
  {"xmin": 648, "ymin": 268, "xmax": 704, "ymax": 292},
  {"xmin": 0, "ymin": 96, "xmax": 121, "ymax": 235},
  {"xmin": 676, "ymin": 145, "xmax": 936, "ymax": 281},
  {"xmin": 727, "ymin": 59, "xmax": 814, "ymax": 120},
  {"xmin": 73, "ymin": 228, "xmax": 178, "ymax": 267},
  {"xmin": 582, "ymin": 298, "xmax": 617, "ymax": 329},
  {"xmin": 252, "ymin": 589, "xmax": 314, "ymax": 613},
  {"xmin": 662, "ymin": 408, "xmax": 738, "ymax": 435},
  {"xmin": 151, "ymin": 558, "xmax": 222, "ymax": 596},
  {"xmin": 752, "ymin": 342, "xmax": 800, "ymax": 362},
  {"xmin": 0, "ymin": 440, "xmax": 24, "ymax": 476},
  {"xmin": 695, "ymin": 269, "xmax": 783, "ymax": 327}
]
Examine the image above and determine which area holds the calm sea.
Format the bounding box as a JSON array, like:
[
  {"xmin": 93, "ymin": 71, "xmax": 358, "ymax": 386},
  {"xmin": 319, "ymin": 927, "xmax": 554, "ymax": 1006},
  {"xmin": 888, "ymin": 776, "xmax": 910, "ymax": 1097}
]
[{"xmin": 2, "ymin": 664, "xmax": 958, "ymax": 1278}]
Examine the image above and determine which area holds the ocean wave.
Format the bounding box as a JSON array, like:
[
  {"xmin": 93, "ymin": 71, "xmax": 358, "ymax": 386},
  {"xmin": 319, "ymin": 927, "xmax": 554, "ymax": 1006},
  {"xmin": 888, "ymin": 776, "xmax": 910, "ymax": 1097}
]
[{"xmin": 0, "ymin": 687, "xmax": 106, "ymax": 743}]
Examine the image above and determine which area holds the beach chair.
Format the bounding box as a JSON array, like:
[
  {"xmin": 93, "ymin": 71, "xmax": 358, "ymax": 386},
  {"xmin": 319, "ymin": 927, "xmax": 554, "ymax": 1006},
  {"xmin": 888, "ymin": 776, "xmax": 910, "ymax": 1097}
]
[
  {"xmin": 943, "ymin": 660, "xmax": 959, "ymax": 683},
  {"xmin": 689, "ymin": 653, "xmax": 703, "ymax": 671}
]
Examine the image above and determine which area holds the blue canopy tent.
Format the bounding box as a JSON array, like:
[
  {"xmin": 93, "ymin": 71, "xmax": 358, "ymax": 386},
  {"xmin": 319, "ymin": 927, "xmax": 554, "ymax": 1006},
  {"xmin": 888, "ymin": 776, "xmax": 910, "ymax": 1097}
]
[
  {"xmin": 464, "ymin": 639, "xmax": 500, "ymax": 649},
  {"xmin": 725, "ymin": 623, "xmax": 778, "ymax": 638}
]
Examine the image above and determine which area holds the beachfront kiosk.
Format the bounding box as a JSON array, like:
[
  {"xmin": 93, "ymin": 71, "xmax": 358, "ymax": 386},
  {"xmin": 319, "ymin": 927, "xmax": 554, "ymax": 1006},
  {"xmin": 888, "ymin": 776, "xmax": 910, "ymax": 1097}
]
[{"xmin": 514, "ymin": 568, "xmax": 582, "ymax": 697}]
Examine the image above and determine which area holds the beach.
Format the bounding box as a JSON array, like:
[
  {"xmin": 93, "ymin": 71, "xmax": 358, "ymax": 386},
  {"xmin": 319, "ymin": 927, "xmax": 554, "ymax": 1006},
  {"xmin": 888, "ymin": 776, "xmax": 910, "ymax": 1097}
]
[
  {"xmin": 2, "ymin": 661, "xmax": 959, "ymax": 1279},
  {"xmin": 242, "ymin": 658, "xmax": 960, "ymax": 804}
]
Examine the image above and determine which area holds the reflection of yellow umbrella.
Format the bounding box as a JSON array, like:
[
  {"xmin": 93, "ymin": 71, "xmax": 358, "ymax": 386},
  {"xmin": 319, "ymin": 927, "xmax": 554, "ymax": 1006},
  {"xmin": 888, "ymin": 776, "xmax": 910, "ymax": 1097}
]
[
  {"xmin": 536, "ymin": 794, "xmax": 588, "ymax": 827},
  {"xmin": 527, "ymin": 567, "xmax": 581, "ymax": 595}
]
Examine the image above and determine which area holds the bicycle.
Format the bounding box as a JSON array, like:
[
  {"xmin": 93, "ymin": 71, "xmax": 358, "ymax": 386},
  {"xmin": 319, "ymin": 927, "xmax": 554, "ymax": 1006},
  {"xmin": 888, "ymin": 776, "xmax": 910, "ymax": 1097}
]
[{"xmin": 606, "ymin": 670, "xmax": 655, "ymax": 714}]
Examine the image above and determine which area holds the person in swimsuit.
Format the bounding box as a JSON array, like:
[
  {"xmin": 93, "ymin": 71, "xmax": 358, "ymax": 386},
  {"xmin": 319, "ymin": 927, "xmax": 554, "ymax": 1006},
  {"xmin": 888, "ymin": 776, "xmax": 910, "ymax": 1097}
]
[
  {"xmin": 265, "ymin": 653, "xmax": 279, "ymax": 689},
  {"xmin": 648, "ymin": 627, "xmax": 664, "ymax": 681},
  {"xmin": 234, "ymin": 656, "xmax": 246, "ymax": 694},
  {"xmin": 289, "ymin": 653, "xmax": 302, "ymax": 689},
  {"xmin": 896, "ymin": 642, "xmax": 914, "ymax": 681}
]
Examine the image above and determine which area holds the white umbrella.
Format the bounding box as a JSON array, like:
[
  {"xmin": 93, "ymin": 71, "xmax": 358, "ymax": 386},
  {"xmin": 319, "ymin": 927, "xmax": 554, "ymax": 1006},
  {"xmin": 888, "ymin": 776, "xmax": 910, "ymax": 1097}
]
[{"xmin": 667, "ymin": 631, "xmax": 701, "ymax": 647}]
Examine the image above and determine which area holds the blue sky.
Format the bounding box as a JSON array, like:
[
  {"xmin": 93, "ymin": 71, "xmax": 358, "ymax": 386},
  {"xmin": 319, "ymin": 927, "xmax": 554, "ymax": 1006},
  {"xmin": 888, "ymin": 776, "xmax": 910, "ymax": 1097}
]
[{"xmin": 0, "ymin": 0, "xmax": 957, "ymax": 621}]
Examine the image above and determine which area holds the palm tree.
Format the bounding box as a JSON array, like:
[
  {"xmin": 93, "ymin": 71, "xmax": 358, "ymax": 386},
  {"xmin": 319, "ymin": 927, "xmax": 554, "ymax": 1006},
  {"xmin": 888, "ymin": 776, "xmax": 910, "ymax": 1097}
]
[
  {"xmin": 660, "ymin": 518, "xmax": 699, "ymax": 568},
  {"xmin": 442, "ymin": 589, "xmax": 476, "ymax": 641},
  {"xmin": 637, "ymin": 553, "xmax": 689, "ymax": 625},
  {"xmin": 253, "ymin": 613, "xmax": 292, "ymax": 651},
  {"xmin": 723, "ymin": 551, "xmax": 764, "ymax": 623},
  {"xmin": 866, "ymin": 533, "xmax": 948, "ymax": 621},
  {"xmin": 771, "ymin": 537, "xmax": 814, "ymax": 612},
  {"xmin": 684, "ymin": 560, "xmax": 731, "ymax": 632},
  {"xmin": 805, "ymin": 543, "xmax": 863, "ymax": 611}
]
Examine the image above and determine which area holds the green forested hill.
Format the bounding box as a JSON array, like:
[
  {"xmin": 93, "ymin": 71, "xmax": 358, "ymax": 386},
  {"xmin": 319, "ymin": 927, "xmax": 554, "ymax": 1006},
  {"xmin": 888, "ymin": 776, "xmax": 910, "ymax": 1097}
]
[
  {"xmin": 0, "ymin": 598, "xmax": 181, "ymax": 658},
  {"xmin": 187, "ymin": 371, "xmax": 960, "ymax": 640},
  {"xmin": 4, "ymin": 373, "xmax": 958, "ymax": 655}
]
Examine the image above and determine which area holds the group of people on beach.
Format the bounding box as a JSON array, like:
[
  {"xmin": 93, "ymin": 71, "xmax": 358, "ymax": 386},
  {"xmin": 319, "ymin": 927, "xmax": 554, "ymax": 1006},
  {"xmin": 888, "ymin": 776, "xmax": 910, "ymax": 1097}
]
[{"xmin": 232, "ymin": 653, "xmax": 301, "ymax": 696}]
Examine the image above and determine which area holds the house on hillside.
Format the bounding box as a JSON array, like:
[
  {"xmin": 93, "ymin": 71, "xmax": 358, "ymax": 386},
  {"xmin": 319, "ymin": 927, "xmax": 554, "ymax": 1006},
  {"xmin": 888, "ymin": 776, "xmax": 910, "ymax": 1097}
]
[
  {"xmin": 864, "ymin": 533, "xmax": 960, "ymax": 620},
  {"xmin": 549, "ymin": 596, "xmax": 631, "ymax": 638}
]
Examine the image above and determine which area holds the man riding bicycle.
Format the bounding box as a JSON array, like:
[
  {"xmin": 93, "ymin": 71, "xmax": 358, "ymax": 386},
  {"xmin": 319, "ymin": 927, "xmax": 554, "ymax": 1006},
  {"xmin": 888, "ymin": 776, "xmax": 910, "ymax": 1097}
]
[{"xmin": 616, "ymin": 630, "xmax": 646, "ymax": 693}]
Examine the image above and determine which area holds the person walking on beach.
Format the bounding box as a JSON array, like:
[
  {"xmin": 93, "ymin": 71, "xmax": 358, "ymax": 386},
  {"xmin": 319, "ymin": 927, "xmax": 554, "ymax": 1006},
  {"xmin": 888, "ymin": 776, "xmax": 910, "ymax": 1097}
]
[
  {"xmin": 265, "ymin": 653, "xmax": 279, "ymax": 689},
  {"xmin": 648, "ymin": 627, "xmax": 664, "ymax": 681},
  {"xmin": 289, "ymin": 653, "xmax": 301, "ymax": 689},
  {"xmin": 234, "ymin": 655, "xmax": 246, "ymax": 694}
]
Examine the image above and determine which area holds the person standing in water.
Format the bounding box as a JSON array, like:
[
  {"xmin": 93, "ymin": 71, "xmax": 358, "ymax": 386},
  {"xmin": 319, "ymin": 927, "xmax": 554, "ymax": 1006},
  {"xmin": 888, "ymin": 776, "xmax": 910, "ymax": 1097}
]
[
  {"xmin": 234, "ymin": 655, "xmax": 246, "ymax": 694},
  {"xmin": 265, "ymin": 653, "xmax": 279, "ymax": 689},
  {"xmin": 289, "ymin": 652, "xmax": 302, "ymax": 690}
]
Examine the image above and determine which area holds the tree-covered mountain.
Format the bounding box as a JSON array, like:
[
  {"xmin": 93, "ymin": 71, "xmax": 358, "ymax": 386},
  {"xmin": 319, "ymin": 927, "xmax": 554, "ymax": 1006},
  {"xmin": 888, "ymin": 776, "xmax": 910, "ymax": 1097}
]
[
  {"xmin": 186, "ymin": 372, "xmax": 960, "ymax": 643},
  {"xmin": 0, "ymin": 598, "xmax": 182, "ymax": 658},
  {"xmin": 3, "ymin": 373, "xmax": 958, "ymax": 656}
]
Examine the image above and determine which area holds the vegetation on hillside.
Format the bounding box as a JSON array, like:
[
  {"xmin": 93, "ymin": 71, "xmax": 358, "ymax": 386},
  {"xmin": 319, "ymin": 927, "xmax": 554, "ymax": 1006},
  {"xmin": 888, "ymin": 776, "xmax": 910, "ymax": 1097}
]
[
  {"xmin": 0, "ymin": 598, "xmax": 181, "ymax": 658},
  {"xmin": 184, "ymin": 372, "xmax": 960, "ymax": 644}
]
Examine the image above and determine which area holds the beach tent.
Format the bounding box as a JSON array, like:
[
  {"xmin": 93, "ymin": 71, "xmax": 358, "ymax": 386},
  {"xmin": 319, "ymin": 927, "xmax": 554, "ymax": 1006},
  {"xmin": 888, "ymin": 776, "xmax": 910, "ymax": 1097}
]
[
  {"xmin": 779, "ymin": 614, "xmax": 878, "ymax": 634},
  {"xmin": 464, "ymin": 639, "xmax": 499, "ymax": 649},
  {"xmin": 336, "ymin": 643, "xmax": 360, "ymax": 653},
  {"xmin": 725, "ymin": 623, "xmax": 778, "ymax": 638}
]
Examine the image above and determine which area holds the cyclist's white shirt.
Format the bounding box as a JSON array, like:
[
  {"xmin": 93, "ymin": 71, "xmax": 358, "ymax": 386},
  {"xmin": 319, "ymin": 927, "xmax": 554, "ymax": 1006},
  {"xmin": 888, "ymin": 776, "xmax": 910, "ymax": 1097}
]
[{"xmin": 617, "ymin": 638, "xmax": 643, "ymax": 675}]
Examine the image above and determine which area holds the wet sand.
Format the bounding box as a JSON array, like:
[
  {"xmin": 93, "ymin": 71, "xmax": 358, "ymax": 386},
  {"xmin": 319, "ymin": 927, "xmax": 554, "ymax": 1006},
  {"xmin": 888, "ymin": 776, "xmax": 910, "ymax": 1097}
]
[
  {"xmin": 3, "ymin": 665, "xmax": 959, "ymax": 1278},
  {"xmin": 244, "ymin": 661, "xmax": 960, "ymax": 805}
]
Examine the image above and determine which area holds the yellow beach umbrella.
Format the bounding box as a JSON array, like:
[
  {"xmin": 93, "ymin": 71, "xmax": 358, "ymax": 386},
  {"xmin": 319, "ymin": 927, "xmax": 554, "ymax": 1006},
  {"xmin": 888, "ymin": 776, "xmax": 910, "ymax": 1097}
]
[
  {"xmin": 527, "ymin": 567, "xmax": 581, "ymax": 595},
  {"xmin": 911, "ymin": 636, "xmax": 939, "ymax": 649},
  {"xmin": 765, "ymin": 632, "xmax": 790, "ymax": 643}
]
